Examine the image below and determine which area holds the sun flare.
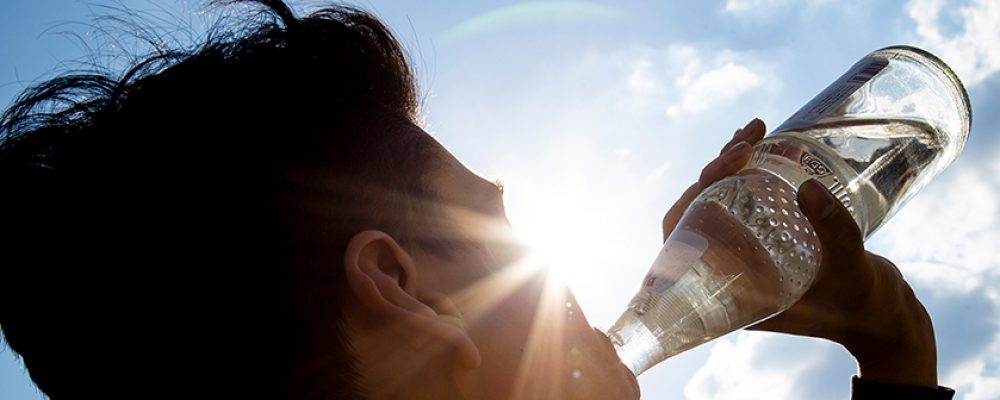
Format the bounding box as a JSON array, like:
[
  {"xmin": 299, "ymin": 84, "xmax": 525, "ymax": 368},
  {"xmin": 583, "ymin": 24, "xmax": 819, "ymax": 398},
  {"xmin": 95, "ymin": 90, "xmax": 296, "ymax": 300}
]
[{"xmin": 502, "ymin": 183, "xmax": 621, "ymax": 307}]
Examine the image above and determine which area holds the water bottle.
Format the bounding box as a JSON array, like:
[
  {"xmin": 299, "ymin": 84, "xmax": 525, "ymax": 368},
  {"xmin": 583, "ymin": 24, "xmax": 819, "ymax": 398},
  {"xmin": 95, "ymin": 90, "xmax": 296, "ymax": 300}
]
[{"xmin": 607, "ymin": 45, "xmax": 971, "ymax": 376}]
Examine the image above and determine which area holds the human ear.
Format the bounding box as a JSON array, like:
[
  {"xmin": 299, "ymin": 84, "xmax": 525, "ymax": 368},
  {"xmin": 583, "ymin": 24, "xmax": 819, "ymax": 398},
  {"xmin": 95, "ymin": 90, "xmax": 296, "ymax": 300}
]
[{"xmin": 343, "ymin": 230, "xmax": 481, "ymax": 368}]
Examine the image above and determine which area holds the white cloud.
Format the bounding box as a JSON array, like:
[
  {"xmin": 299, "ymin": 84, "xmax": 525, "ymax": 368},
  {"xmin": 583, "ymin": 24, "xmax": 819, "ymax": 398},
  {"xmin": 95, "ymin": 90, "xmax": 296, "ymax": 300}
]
[
  {"xmin": 668, "ymin": 62, "xmax": 763, "ymax": 117},
  {"xmin": 936, "ymin": 286, "xmax": 1000, "ymax": 399},
  {"xmin": 647, "ymin": 161, "xmax": 672, "ymax": 180},
  {"xmin": 901, "ymin": 260, "xmax": 983, "ymax": 294},
  {"xmin": 906, "ymin": 0, "xmax": 1000, "ymax": 86},
  {"xmin": 946, "ymin": 333, "xmax": 1000, "ymax": 400},
  {"xmin": 646, "ymin": 45, "xmax": 770, "ymax": 117},
  {"xmin": 875, "ymin": 169, "xmax": 1000, "ymax": 295},
  {"xmin": 585, "ymin": 43, "xmax": 772, "ymax": 119},
  {"xmin": 684, "ymin": 333, "xmax": 824, "ymax": 400},
  {"xmin": 627, "ymin": 59, "xmax": 658, "ymax": 95}
]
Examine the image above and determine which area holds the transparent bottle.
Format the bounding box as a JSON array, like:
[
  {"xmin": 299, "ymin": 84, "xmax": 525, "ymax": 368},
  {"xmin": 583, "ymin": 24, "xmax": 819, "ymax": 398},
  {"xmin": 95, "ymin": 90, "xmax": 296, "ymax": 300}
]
[{"xmin": 607, "ymin": 45, "xmax": 972, "ymax": 376}]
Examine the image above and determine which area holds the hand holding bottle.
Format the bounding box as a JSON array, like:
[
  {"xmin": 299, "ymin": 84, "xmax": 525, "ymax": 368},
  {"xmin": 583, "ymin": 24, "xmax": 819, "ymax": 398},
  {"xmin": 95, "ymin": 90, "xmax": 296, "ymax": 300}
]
[
  {"xmin": 748, "ymin": 179, "xmax": 938, "ymax": 389},
  {"xmin": 610, "ymin": 46, "xmax": 967, "ymax": 377},
  {"xmin": 660, "ymin": 120, "xmax": 938, "ymax": 389}
]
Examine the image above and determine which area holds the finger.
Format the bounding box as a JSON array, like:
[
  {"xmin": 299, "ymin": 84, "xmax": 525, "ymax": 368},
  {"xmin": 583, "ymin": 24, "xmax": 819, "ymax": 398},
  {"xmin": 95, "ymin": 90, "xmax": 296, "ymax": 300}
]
[
  {"xmin": 666, "ymin": 142, "xmax": 750, "ymax": 241},
  {"xmin": 720, "ymin": 118, "xmax": 766, "ymax": 155},
  {"xmin": 741, "ymin": 118, "xmax": 766, "ymax": 145},
  {"xmin": 798, "ymin": 179, "xmax": 866, "ymax": 280},
  {"xmin": 720, "ymin": 118, "xmax": 761, "ymax": 155},
  {"xmin": 719, "ymin": 128, "xmax": 744, "ymax": 156},
  {"xmin": 699, "ymin": 141, "xmax": 751, "ymax": 187},
  {"xmin": 662, "ymin": 182, "xmax": 702, "ymax": 241}
]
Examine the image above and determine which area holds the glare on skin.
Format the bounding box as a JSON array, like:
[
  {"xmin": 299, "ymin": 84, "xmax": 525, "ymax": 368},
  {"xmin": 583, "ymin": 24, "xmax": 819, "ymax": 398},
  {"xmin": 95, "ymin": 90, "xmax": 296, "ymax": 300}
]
[{"xmin": 426, "ymin": 138, "xmax": 641, "ymax": 400}]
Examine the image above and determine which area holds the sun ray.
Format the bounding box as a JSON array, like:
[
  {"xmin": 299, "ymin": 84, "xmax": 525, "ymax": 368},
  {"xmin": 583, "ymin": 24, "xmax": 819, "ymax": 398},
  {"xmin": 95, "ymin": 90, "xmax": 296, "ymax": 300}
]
[
  {"xmin": 510, "ymin": 273, "xmax": 571, "ymax": 399},
  {"xmin": 450, "ymin": 256, "xmax": 544, "ymax": 325}
]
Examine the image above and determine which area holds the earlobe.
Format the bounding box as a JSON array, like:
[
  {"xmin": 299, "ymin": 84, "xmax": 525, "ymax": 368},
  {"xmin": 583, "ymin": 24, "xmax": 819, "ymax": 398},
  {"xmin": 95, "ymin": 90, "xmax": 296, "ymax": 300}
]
[
  {"xmin": 343, "ymin": 230, "xmax": 481, "ymax": 369},
  {"xmin": 421, "ymin": 291, "xmax": 482, "ymax": 369}
]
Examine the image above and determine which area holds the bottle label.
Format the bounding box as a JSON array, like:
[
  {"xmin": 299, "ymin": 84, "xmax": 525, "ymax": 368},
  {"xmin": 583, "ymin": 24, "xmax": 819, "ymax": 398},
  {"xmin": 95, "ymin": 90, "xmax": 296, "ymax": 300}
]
[
  {"xmin": 749, "ymin": 138, "xmax": 855, "ymax": 213},
  {"xmin": 774, "ymin": 57, "xmax": 889, "ymax": 133},
  {"xmin": 799, "ymin": 152, "xmax": 832, "ymax": 177},
  {"xmin": 642, "ymin": 229, "xmax": 708, "ymax": 294}
]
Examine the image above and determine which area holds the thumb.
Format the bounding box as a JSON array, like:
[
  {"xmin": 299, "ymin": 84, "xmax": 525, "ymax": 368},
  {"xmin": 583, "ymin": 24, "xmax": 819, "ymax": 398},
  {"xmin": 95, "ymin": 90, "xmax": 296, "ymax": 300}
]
[
  {"xmin": 798, "ymin": 179, "xmax": 865, "ymax": 279},
  {"xmin": 747, "ymin": 180, "xmax": 865, "ymax": 337}
]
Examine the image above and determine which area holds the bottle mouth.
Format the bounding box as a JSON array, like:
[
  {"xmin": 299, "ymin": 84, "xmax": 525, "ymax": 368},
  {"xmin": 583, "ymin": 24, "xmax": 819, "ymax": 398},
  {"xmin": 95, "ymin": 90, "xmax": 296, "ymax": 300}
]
[{"xmin": 873, "ymin": 45, "xmax": 972, "ymax": 153}]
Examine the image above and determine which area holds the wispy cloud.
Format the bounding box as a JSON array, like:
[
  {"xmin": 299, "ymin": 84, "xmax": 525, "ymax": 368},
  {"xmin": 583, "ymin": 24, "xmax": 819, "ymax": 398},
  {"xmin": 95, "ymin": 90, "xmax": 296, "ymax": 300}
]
[
  {"xmin": 944, "ymin": 333, "xmax": 1000, "ymax": 400},
  {"xmin": 667, "ymin": 62, "xmax": 763, "ymax": 117},
  {"xmin": 875, "ymin": 169, "xmax": 1000, "ymax": 295},
  {"xmin": 906, "ymin": 0, "xmax": 1000, "ymax": 86},
  {"xmin": 684, "ymin": 332, "xmax": 830, "ymax": 399},
  {"xmin": 626, "ymin": 58, "xmax": 659, "ymax": 95},
  {"xmin": 614, "ymin": 44, "xmax": 771, "ymax": 118}
]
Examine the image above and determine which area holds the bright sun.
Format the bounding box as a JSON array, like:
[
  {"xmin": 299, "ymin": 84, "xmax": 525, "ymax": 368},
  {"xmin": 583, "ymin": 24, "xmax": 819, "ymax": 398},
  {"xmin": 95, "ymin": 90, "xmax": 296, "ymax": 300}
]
[
  {"xmin": 482, "ymin": 141, "xmax": 657, "ymax": 323},
  {"xmin": 502, "ymin": 183, "xmax": 617, "ymax": 301}
]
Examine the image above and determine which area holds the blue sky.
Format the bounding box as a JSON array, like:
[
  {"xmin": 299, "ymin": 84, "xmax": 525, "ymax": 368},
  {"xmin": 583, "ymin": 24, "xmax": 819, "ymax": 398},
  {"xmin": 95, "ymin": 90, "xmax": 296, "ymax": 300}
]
[{"xmin": 2, "ymin": 0, "xmax": 999, "ymax": 399}]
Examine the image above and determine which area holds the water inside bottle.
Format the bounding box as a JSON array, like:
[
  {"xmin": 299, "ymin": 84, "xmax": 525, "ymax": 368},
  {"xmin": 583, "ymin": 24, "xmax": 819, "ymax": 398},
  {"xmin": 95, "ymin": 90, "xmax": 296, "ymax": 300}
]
[
  {"xmin": 608, "ymin": 171, "xmax": 821, "ymax": 375},
  {"xmin": 608, "ymin": 117, "xmax": 945, "ymax": 375},
  {"xmin": 767, "ymin": 118, "xmax": 945, "ymax": 235}
]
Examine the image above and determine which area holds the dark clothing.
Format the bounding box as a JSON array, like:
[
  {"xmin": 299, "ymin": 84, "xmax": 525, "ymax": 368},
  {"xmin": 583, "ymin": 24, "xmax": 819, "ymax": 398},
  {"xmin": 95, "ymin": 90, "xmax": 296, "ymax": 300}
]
[{"xmin": 852, "ymin": 376, "xmax": 955, "ymax": 400}]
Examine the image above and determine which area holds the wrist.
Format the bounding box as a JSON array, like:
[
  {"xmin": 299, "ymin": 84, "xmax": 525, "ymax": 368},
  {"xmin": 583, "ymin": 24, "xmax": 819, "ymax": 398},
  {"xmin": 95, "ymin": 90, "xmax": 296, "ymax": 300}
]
[
  {"xmin": 851, "ymin": 375, "xmax": 955, "ymax": 400},
  {"xmin": 854, "ymin": 336, "xmax": 937, "ymax": 388},
  {"xmin": 847, "ymin": 291, "xmax": 938, "ymax": 388}
]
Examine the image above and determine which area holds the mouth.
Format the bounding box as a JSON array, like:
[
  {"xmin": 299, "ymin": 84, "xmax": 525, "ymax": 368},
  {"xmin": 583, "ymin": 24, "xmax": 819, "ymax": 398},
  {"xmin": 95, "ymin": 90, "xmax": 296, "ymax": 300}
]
[{"xmin": 592, "ymin": 327, "xmax": 641, "ymax": 397}]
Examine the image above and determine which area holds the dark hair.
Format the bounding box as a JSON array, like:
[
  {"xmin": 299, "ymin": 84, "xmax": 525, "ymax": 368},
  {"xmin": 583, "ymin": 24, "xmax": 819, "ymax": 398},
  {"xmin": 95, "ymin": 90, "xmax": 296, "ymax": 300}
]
[{"xmin": 0, "ymin": 1, "xmax": 439, "ymax": 398}]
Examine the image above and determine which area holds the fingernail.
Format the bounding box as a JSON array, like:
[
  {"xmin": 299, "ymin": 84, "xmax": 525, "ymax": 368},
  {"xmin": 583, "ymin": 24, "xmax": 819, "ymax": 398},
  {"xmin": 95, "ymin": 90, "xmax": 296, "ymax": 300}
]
[
  {"xmin": 800, "ymin": 179, "xmax": 836, "ymax": 219},
  {"xmin": 740, "ymin": 118, "xmax": 762, "ymax": 138},
  {"xmin": 724, "ymin": 141, "xmax": 750, "ymax": 163}
]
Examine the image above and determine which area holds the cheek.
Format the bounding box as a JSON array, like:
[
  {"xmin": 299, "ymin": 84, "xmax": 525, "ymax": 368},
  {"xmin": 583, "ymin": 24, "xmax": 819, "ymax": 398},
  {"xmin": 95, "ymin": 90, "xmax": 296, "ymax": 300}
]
[
  {"xmin": 455, "ymin": 268, "xmax": 549, "ymax": 399},
  {"xmin": 454, "ymin": 256, "xmax": 634, "ymax": 399},
  {"xmin": 467, "ymin": 274, "xmax": 608, "ymax": 398}
]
